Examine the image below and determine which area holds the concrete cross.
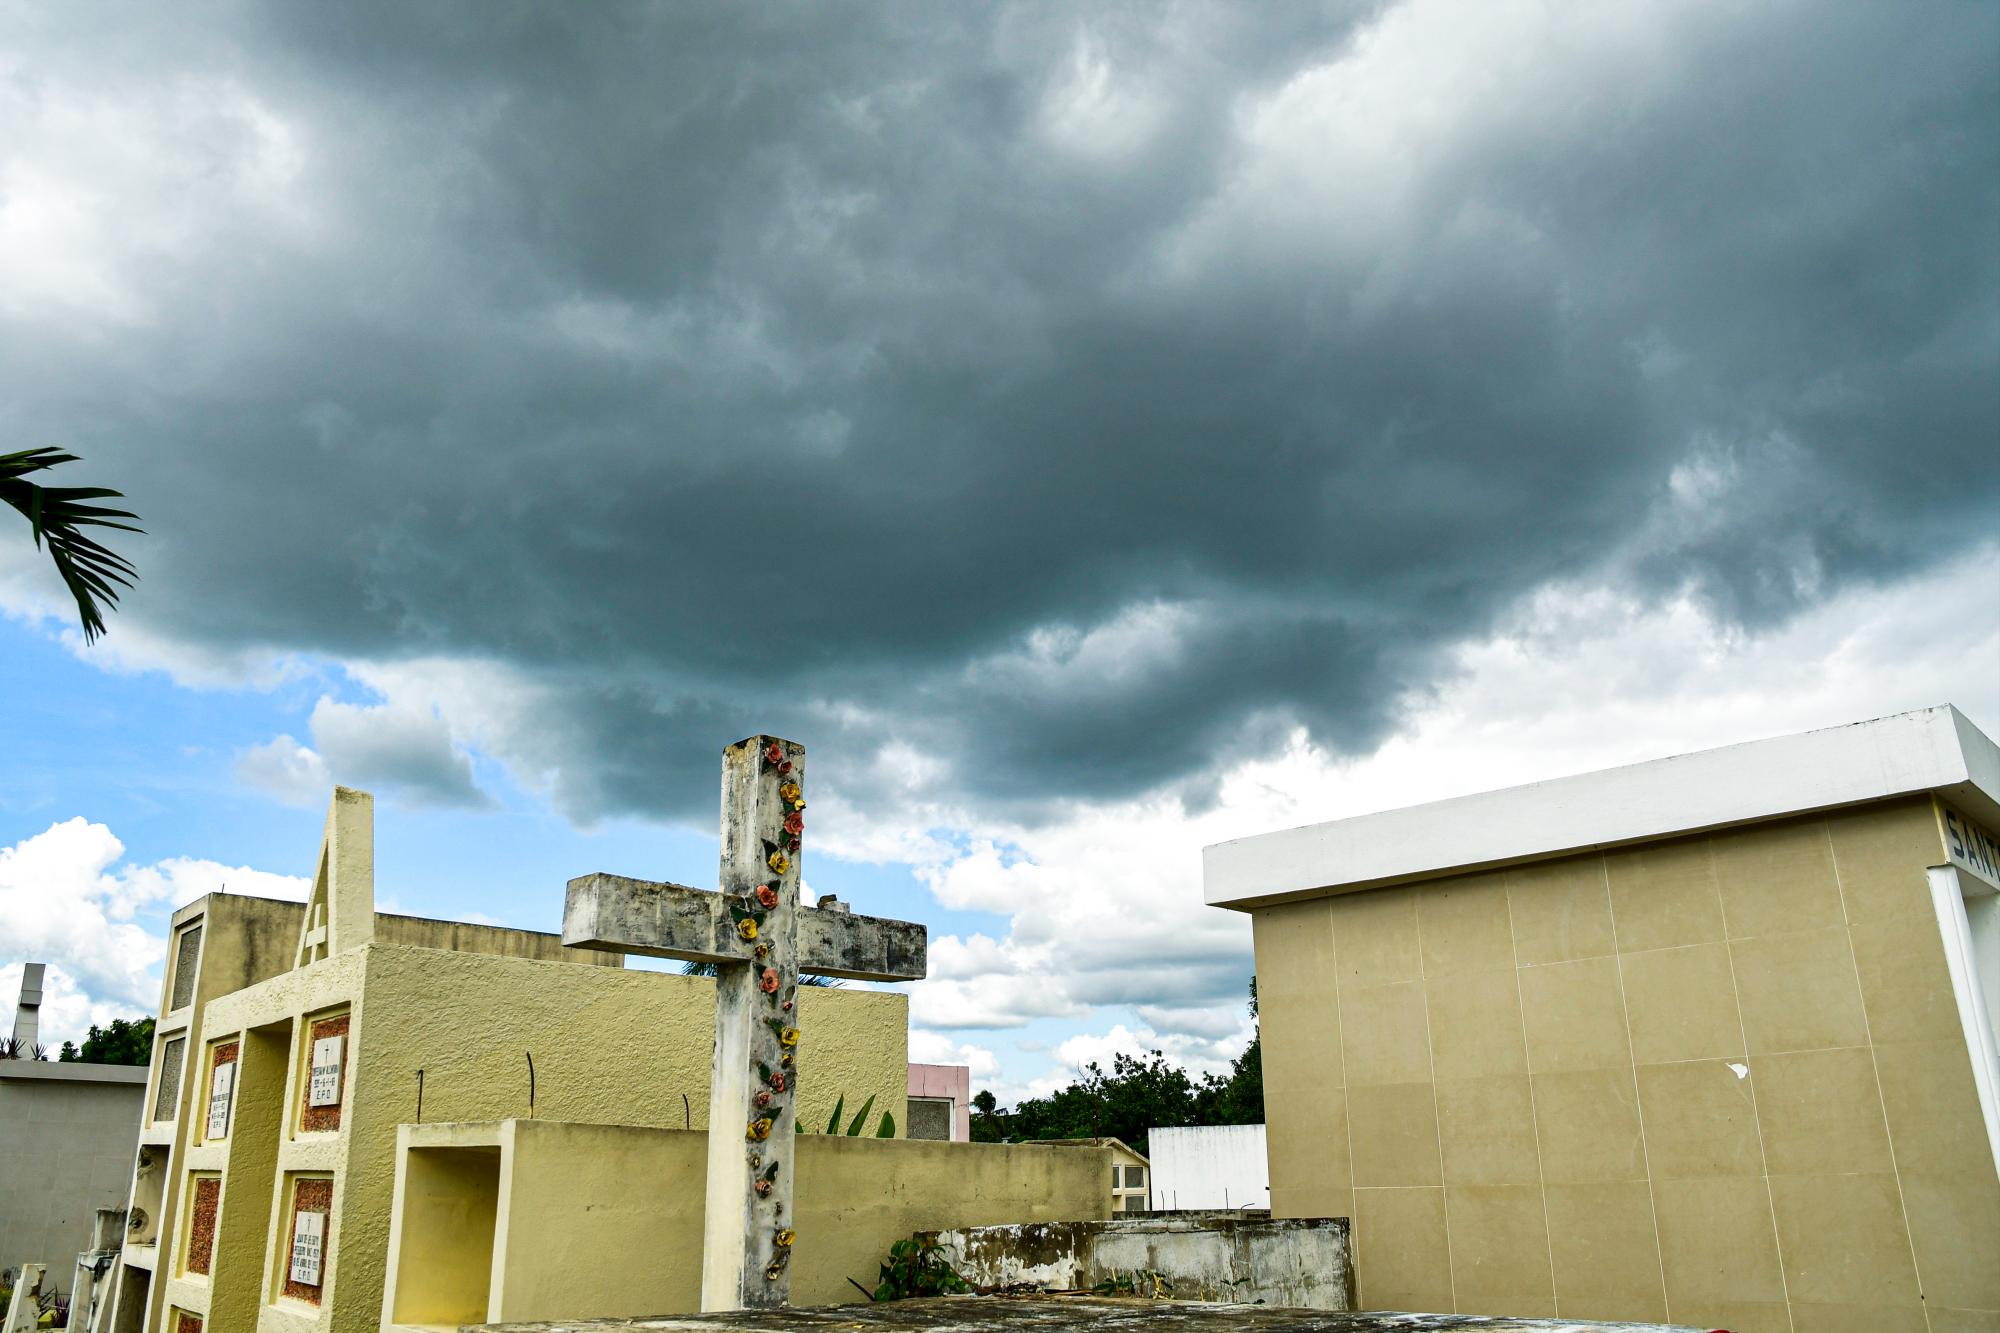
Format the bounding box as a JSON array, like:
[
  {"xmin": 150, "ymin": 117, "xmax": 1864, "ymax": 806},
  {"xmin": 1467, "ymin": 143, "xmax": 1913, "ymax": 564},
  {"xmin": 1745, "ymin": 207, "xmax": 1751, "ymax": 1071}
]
[{"xmin": 562, "ymin": 735, "xmax": 927, "ymax": 1312}]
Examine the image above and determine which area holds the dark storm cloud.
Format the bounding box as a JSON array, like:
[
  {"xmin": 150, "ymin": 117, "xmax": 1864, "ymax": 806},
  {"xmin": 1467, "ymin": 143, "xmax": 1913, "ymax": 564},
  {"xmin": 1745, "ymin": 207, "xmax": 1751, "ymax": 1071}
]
[{"xmin": 4, "ymin": 1, "xmax": 1995, "ymax": 821}]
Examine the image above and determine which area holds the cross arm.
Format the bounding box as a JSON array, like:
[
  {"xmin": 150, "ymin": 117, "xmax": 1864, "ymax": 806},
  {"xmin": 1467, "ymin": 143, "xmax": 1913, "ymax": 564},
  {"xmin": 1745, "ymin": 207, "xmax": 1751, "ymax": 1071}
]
[
  {"xmin": 561, "ymin": 873, "xmax": 927, "ymax": 982},
  {"xmin": 797, "ymin": 901, "xmax": 927, "ymax": 982},
  {"xmin": 564, "ymin": 874, "xmax": 735, "ymax": 963}
]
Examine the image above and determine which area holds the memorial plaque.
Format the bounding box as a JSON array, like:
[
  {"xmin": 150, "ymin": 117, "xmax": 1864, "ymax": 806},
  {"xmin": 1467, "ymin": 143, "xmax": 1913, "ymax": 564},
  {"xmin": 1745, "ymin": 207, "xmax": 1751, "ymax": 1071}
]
[
  {"xmin": 308, "ymin": 1036, "xmax": 343, "ymax": 1106},
  {"xmin": 205, "ymin": 1043, "xmax": 238, "ymax": 1140},
  {"xmin": 281, "ymin": 1177, "xmax": 333, "ymax": 1303},
  {"xmin": 288, "ymin": 1210, "xmax": 325, "ymax": 1286},
  {"xmin": 300, "ymin": 1014, "xmax": 349, "ymax": 1132}
]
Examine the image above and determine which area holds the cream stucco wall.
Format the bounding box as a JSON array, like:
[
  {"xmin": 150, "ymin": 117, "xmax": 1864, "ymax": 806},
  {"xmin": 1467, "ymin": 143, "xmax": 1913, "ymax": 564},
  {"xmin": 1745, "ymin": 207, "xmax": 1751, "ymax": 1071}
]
[
  {"xmin": 383, "ymin": 1120, "xmax": 1112, "ymax": 1326},
  {"xmin": 160, "ymin": 942, "xmax": 909, "ymax": 1333},
  {"xmin": 1256, "ymin": 797, "xmax": 1998, "ymax": 1332},
  {"xmin": 371, "ymin": 913, "xmax": 622, "ymax": 966},
  {"xmin": 119, "ymin": 892, "xmax": 305, "ymax": 1333}
]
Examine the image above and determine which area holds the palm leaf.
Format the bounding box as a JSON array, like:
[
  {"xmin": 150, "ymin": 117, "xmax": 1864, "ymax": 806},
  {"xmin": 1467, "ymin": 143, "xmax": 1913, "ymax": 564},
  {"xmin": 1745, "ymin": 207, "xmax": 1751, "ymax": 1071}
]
[
  {"xmin": 825, "ymin": 1094, "xmax": 846, "ymax": 1135},
  {"xmin": 846, "ymin": 1094, "xmax": 877, "ymax": 1136},
  {"xmin": 0, "ymin": 447, "xmax": 141, "ymax": 644}
]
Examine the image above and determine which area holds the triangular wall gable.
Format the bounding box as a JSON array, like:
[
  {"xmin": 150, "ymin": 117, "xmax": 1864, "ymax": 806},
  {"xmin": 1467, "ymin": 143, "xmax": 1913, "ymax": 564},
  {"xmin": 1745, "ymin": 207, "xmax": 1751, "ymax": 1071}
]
[{"xmin": 294, "ymin": 786, "xmax": 376, "ymax": 968}]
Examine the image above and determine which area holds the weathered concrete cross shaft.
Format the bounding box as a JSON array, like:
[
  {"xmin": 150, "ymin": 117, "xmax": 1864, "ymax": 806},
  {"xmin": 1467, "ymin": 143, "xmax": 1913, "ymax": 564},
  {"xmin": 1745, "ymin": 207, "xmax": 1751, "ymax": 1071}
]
[{"xmin": 563, "ymin": 735, "xmax": 927, "ymax": 1312}]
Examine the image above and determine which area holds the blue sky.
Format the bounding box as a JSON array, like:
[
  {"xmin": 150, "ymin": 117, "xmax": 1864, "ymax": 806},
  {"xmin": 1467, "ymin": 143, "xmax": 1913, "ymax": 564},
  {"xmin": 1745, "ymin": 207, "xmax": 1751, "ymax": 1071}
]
[{"xmin": 0, "ymin": 608, "xmax": 1109, "ymax": 1096}]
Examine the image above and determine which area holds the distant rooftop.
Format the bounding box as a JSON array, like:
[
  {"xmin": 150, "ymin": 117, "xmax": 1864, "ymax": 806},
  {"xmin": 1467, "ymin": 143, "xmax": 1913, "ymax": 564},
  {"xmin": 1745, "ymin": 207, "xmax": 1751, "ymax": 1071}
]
[
  {"xmin": 0, "ymin": 1060, "xmax": 149, "ymax": 1085},
  {"xmin": 1205, "ymin": 705, "xmax": 1999, "ymax": 912}
]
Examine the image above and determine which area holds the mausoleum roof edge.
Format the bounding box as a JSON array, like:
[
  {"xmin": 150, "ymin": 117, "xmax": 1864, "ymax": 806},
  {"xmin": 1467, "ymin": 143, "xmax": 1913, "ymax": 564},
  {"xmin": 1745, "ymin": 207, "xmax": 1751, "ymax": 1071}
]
[{"xmin": 1203, "ymin": 704, "xmax": 1998, "ymax": 911}]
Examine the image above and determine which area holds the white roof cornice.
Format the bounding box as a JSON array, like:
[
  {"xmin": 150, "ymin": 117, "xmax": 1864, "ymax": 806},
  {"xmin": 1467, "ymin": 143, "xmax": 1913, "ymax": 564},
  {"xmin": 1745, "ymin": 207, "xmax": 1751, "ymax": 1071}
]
[{"xmin": 1203, "ymin": 705, "xmax": 2000, "ymax": 912}]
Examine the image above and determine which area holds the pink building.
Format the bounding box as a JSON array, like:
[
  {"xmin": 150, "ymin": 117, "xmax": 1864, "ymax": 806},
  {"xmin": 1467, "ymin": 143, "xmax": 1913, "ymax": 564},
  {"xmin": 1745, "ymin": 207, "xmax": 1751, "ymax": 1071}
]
[{"xmin": 905, "ymin": 1062, "xmax": 970, "ymax": 1142}]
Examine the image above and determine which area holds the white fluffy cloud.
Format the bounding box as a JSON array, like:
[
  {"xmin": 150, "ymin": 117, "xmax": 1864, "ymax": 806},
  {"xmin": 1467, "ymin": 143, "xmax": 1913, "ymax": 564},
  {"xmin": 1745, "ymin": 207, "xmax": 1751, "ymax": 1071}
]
[
  {"xmin": 906, "ymin": 545, "xmax": 2000, "ymax": 1100},
  {"xmin": 907, "ymin": 1031, "xmax": 1001, "ymax": 1080},
  {"xmin": 0, "ymin": 818, "xmax": 307, "ymax": 1049},
  {"xmin": 237, "ymin": 691, "xmax": 490, "ymax": 809}
]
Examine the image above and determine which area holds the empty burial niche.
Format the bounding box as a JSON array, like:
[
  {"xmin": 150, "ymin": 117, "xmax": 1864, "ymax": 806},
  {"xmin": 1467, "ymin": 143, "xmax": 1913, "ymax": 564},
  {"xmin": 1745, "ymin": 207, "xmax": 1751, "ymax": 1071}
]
[
  {"xmin": 906, "ymin": 1096, "xmax": 954, "ymax": 1141},
  {"xmin": 390, "ymin": 1145, "xmax": 502, "ymax": 1328}
]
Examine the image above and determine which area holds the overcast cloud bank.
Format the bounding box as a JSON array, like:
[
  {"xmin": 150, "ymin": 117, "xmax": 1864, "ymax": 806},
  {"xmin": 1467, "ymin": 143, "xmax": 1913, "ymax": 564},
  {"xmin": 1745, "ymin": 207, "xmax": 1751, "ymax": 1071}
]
[{"xmin": 2, "ymin": 2, "xmax": 1995, "ymax": 1091}]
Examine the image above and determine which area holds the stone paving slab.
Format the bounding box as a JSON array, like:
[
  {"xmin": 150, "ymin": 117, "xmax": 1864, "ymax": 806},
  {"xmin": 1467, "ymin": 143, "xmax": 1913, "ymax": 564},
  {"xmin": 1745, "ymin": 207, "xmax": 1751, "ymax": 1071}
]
[{"xmin": 467, "ymin": 1293, "xmax": 1710, "ymax": 1332}]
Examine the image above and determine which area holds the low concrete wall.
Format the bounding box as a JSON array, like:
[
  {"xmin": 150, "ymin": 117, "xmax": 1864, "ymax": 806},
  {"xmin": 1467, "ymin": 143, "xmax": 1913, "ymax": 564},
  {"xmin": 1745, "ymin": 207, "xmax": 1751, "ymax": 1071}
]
[
  {"xmin": 384, "ymin": 1120, "xmax": 1113, "ymax": 1326},
  {"xmin": 933, "ymin": 1213, "xmax": 1354, "ymax": 1310}
]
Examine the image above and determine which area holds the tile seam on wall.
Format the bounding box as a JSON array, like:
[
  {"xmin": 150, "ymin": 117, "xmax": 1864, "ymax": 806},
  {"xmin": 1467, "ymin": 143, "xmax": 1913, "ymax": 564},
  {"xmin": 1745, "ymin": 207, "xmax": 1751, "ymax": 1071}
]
[
  {"xmin": 1712, "ymin": 836, "xmax": 1800, "ymax": 1333},
  {"xmin": 1409, "ymin": 896, "xmax": 1459, "ymax": 1315},
  {"xmin": 1822, "ymin": 818, "xmax": 1935, "ymax": 1333},
  {"xmin": 1325, "ymin": 905, "xmax": 1364, "ymax": 1300},
  {"xmin": 1591, "ymin": 854, "xmax": 1675, "ymax": 1327},
  {"xmin": 1499, "ymin": 871, "xmax": 1561, "ymax": 1320}
]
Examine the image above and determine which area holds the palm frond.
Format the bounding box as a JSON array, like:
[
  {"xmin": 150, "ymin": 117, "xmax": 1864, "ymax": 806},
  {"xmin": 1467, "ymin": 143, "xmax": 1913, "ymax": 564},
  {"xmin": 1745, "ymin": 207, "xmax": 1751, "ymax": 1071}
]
[
  {"xmin": 680, "ymin": 959, "xmax": 843, "ymax": 987},
  {"xmin": 0, "ymin": 446, "xmax": 142, "ymax": 644}
]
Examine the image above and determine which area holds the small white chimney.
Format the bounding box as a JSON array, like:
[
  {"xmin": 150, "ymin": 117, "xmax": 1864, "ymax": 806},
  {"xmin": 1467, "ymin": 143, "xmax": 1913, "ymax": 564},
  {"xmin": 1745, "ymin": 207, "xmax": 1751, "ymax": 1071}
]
[{"xmin": 13, "ymin": 962, "xmax": 45, "ymax": 1050}]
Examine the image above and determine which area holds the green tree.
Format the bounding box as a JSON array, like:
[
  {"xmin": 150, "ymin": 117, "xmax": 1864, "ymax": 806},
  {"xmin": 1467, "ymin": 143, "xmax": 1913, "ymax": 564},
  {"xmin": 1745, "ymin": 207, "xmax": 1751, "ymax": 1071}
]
[
  {"xmin": 58, "ymin": 1016, "xmax": 155, "ymax": 1066},
  {"xmin": 1192, "ymin": 978, "xmax": 1262, "ymax": 1125},
  {"xmin": 969, "ymin": 1088, "xmax": 1004, "ymax": 1142},
  {"xmin": 1, "ymin": 446, "xmax": 141, "ymax": 643},
  {"xmin": 1003, "ymin": 1050, "xmax": 1204, "ymax": 1155},
  {"xmin": 975, "ymin": 979, "xmax": 1263, "ymax": 1150}
]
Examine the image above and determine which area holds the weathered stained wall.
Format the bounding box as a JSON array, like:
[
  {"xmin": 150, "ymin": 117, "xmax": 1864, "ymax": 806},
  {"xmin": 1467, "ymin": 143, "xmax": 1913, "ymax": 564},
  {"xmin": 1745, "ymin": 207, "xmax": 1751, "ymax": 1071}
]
[
  {"xmin": 1149, "ymin": 1124, "xmax": 1269, "ymax": 1213},
  {"xmin": 1257, "ymin": 797, "xmax": 1998, "ymax": 1332},
  {"xmin": 0, "ymin": 1064, "xmax": 146, "ymax": 1274},
  {"xmin": 385, "ymin": 1121, "xmax": 1111, "ymax": 1325},
  {"xmin": 934, "ymin": 1214, "xmax": 1353, "ymax": 1309}
]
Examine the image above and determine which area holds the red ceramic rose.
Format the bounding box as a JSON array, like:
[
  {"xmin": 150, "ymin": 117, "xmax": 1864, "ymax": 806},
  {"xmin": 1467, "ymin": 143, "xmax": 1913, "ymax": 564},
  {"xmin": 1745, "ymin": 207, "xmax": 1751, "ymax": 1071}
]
[
  {"xmin": 784, "ymin": 811, "xmax": 804, "ymax": 836},
  {"xmin": 779, "ymin": 760, "xmax": 792, "ymax": 775},
  {"xmin": 769, "ymin": 1071, "xmax": 786, "ymax": 1092},
  {"xmin": 764, "ymin": 741, "xmax": 784, "ymax": 764},
  {"xmin": 756, "ymin": 884, "xmax": 780, "ymax": 908},
  {"xmin": 755, "ymin": 1090, "xmax": 772, "ymax": 1108},
  {"xmin": 754, "ymin": 1178, "xmax": 772, "ymax": 1196},
  {"xmin": 760, "ymin": 967, "xmax": 780, "ymax": 994}
]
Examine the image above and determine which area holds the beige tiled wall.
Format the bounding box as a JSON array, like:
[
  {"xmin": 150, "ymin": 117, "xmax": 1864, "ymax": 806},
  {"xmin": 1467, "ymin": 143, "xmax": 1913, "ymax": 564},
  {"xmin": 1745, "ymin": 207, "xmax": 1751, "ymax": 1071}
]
[{"xmin": 1255, "ymin": 797, "xmax": 2000, "ymax": 1333}]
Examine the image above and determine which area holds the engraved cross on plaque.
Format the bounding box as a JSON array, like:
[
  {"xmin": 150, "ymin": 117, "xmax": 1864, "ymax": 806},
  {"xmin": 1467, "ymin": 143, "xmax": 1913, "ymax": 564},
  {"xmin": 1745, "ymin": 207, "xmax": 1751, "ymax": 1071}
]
[{"xmin": 562, "ymin": 735, "xmax": 927, "ymax": 1311}]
